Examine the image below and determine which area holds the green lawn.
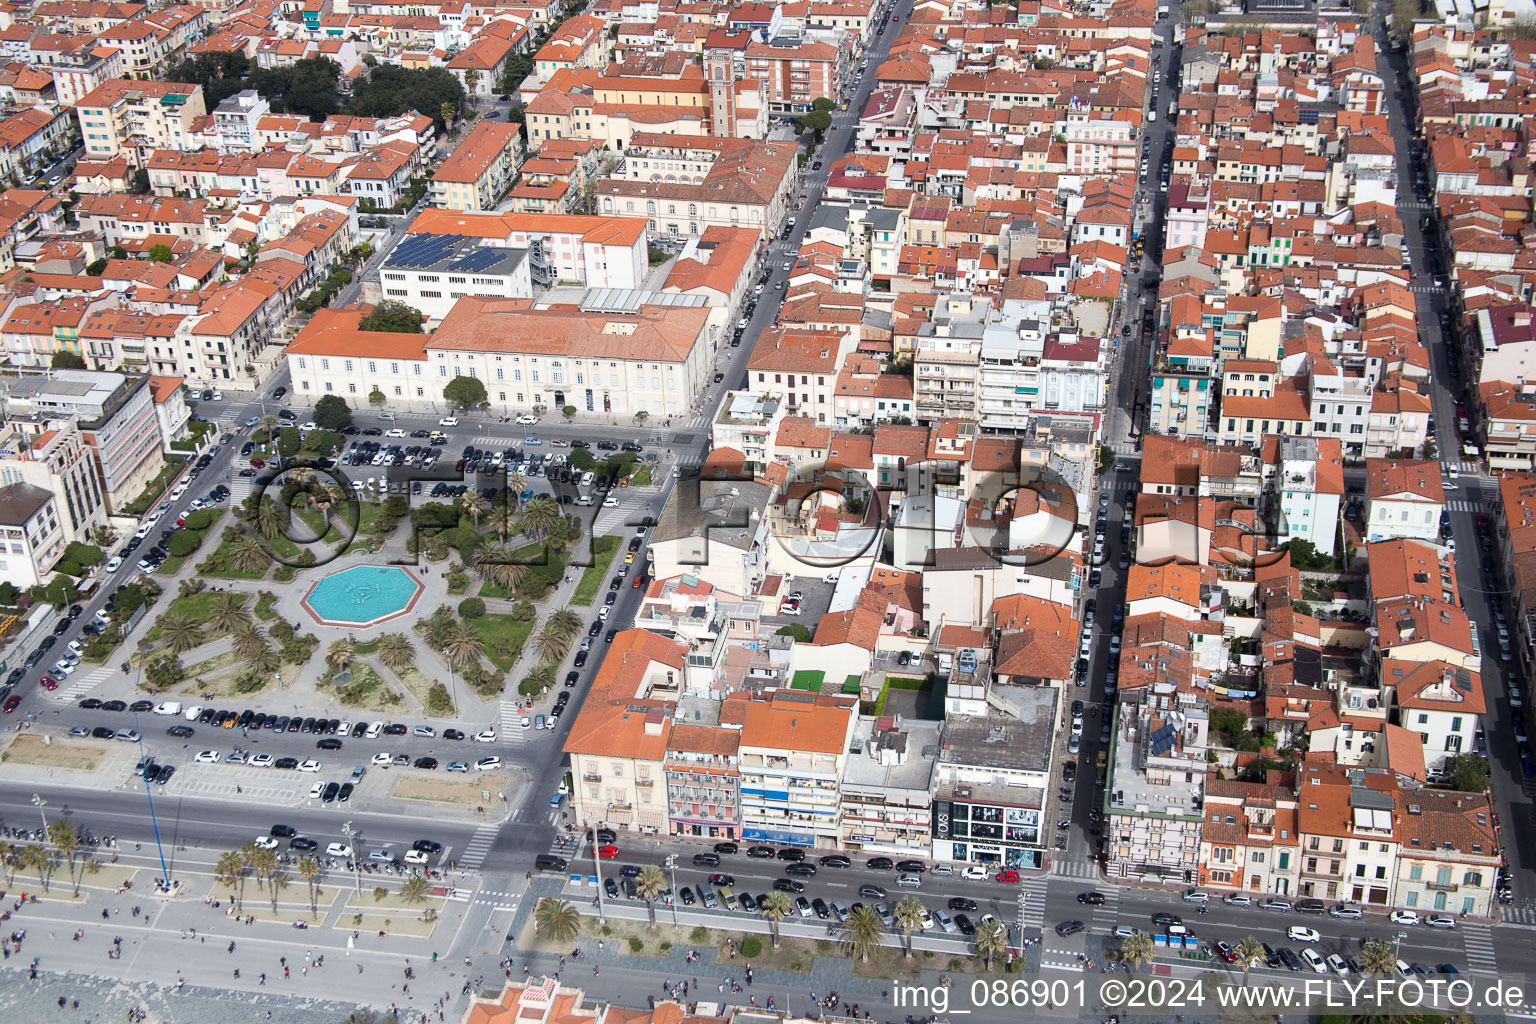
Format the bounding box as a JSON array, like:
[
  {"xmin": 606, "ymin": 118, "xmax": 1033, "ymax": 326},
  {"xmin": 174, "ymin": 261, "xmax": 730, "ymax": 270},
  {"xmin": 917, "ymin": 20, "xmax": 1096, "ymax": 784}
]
[
  {"xmin": 478, "ymin": 580, "xmax": 513, "ymax": 599},
  {"xmin": 631, "ymin": 466, "xmax": 652, "ymax": 487},
  {"xmin": 476, "ymin": 614, "xmax": 535, "ymax": 673},
  {"xmin": 203, "ymin": 529, "xmax": 301, "ymax": 580},
  {"xmin": 254, "ymin": 593, "xmax": 279, "ymax": 621},
  {"xmin": 570, "ymin": 536, "xmax": 619, "ymax": 606}
]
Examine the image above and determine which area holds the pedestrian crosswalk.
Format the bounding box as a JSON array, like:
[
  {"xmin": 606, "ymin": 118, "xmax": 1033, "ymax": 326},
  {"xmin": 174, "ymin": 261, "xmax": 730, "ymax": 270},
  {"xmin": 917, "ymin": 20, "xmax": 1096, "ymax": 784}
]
[
  {"xmin": 1018, "ymin": 875, "xmax": 1049, "ymax": 930},
  {"xmin": 56, "ymin": 666, "xmax": 113, "ymax": 701},
  {"xmin": 498, "ymin": 699, "xmax": 527, "ymax": 741},
  {"xmin": 476, "ymin": 888, "xmax": 523, "ymax": 911},
  {"xmin": 458, "ymin": 821, "xmax": 499, "ymax": 872},
  {"xmin": 1498, "ymin": 903, "xmax": 1536, "ymax": 926},
  {"xmin": 1447, "ymin": 498, "xmax": 1488, "ymax": 513},
  {"xmin": 1444, "ymin": 460, "xmax": 1481, "ymax": 476},
  {"xmin": 594, "ymin": 494, "xmax": 652, "ymax": 536},
  {"xmin": 1464, "ymin": 921, "xmax": 1498, "ymax": 973},
  {"xmin": 1051, "ymin": 858, "xmax": 1101, "ymax": 881}
]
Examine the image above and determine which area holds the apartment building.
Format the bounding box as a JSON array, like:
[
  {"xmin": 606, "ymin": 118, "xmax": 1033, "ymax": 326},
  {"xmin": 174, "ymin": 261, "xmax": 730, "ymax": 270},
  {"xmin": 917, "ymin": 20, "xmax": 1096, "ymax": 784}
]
[
  {"xmin": 0, "ymin": 482, "xmax": 66, "ymax": 589},
  {"xmin": 931, "ymin": 684, "xmax": 1057, "ymax": 869},
  {"xmin": 1266, "ymin": 436, "xmax": 1345, "ymax": 558},
  {"xmin": 745, "ymin": 328, "xmax": 856, "ymax": 424},
  {"xmin": 741, "ymin": 39, "xmax": 846, "ymax": 114},
  {"xmin": 428, "ymin": 121, "xmax": 523, "ymax": 212},
  {"xmin": 0, "ymin": 420, "xmax": 107, "ymax": 545},
  {"xmin": 665, "ymin": 723, "xmax": 742, "ymax": 841},
  {"xmin": 564, "ymin": 631, "xmax": 689, "ymax": 836},
  {"xmin": 0, "ymin": 370, "xmax": 164, "ymax": 513},
  {"xmin": 837, "ymin": 716, "xmax": 941, "ymax": 855},
  {"xmin": 76, "ymin": 79, "xmax": 205, "ymax": 166},
  {"xmin": 1104, "ymin": 701, "xmax": 1210, "ymax": 883},
  {"xmin": 737, "ymin": 690, "xmax": 857, "ymax": 848}
]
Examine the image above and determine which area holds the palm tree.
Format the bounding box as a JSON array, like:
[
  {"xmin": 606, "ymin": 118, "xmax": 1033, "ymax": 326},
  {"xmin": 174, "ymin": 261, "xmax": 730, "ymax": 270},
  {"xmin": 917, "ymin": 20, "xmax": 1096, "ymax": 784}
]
[
  {"xmin": 488, "ymin": 504, "xmax": 518, "ymax": 541},
  {"xmin": 424, "ymin": 608, "xmax": 455, "ymax": 650},
  {"xmin": 1359, "ymin": 938, "xmax": 1396, "ymax": 976},
  {"xmin": 460, "ymin": 492, "xmax": 489, "ymax": 528},
  {"xmin": 47, "ymin": 822, "xmax": 81, "ymax": 895},
  {"xmin": 252, "ymin": 847, "xmax": 278, "ymax": 892},
  {"xmin": 443, "ymin": 622, "xmax": 484, "ymax": 669},
  {"xmin": 518, "ymin": 497, "xmax": 562, "ymax": 541},
  {"xmin": 472, "ymin": 544, "xmax": 528, "ymax": 592},
  {"xmin": 215, "ymin": 850, "xmax": 242, "ymax": 906},
  {"xmin": 0, "ymin": 844, "xmax": 20, "ymax": 886},
  {"xmin": 232, "ymin": 536, "xmax": 269, "ymax": 575},
  {"xmin": 160, "ymin": 614, "xmax": 202, "ymax": 655},
  {"xmin": 209, "ymin": 594, "xmax": 251, "ymax": 633},
  {"xmin": 257, "ymin": 414, "xmax": 279, "ymax": 440},
  {"xmin": 377, "ymin": 633, "xmax": 414, "ymax": 672},
  {"xmin": 21, "ymin": 843, "xmax": 52, "ymax": 893},
  {"xmin": 248, "ymin": 644, "xmax": 281, "ymax": 677},
  {"xmin": 893, "ymin": 895, "xmax": 924, "ymax": 959},
  {"xmin": 298, "ymin": 857, "xmax": 323, "ymax": 918},
  {"xmin": 327, "ymin": 639, "xmax": 356, "ymax": 674},
  {"xmin": 246, "ymin": 497, "xmax": 288, "ymax": 540},
  {"xmin": 269, "ymin": 871, "xmax": 290, "ymax": 913},
  {"xmin": 1235, "ymin": 935, "xmax": 1266, "ymax": 984},
  {"xmin": 844, "ymin": 904, "xmax": 885, "ymax": 963},
  {"xmin": 974, "ymin": 918, "xmax": 1007, "ymax": 971},
  {"xmin": 533, "ymin": 898, "xmax": 581, "ymax": 943},
  {"xmin": 760, "ymin": 890, "xmax": 792, "ymax": 950},
  {"xmin": 1121, "ymin": 930, "xmax": 1155, "ymax": 973},
  {"xmin": 545, "ymin": 609, "xmax": 583, "ymax": 646},
  {"xmin": 400, "ymin": 875, "xmax": 432, "ymax": 906},
  {"xmin": 529, "ymin": 618, "xmax": 574, "ymax": 665},
  {"xmin": 233, "ymin": 842, "xmax": 259, "ymax": 909},
  {"xmin": 231, "ymin": 621, "xmax": 268, "ymax": 661},
  {"xmin": 636, "ymin": 864, "xmax": 667, "ymax": 928}
]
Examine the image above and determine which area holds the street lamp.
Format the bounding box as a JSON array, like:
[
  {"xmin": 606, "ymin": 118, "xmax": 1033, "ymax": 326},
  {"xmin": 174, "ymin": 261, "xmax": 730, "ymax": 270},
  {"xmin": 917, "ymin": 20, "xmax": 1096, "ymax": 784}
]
[
  {"xmin": 588, "ymin": 818, "xmax": 606, "ymax": 924},
  {"xmin": 341, "ymin": 821, "xmax": 361, "ymax": 895},
  {"xmin": 665, "ymin": 854, "xmax": 678, "ymax": 926},
  {"xmin": 30, "ymin": 793, "xmax": 46, "ymax": 839}
]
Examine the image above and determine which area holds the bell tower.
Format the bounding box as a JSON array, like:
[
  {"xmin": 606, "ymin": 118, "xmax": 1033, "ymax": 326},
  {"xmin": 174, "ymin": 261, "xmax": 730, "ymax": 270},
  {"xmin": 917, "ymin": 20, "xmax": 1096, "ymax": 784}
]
[{"xmin": 706, "ymin": 52, "xmax": 736, "ymax": 137}]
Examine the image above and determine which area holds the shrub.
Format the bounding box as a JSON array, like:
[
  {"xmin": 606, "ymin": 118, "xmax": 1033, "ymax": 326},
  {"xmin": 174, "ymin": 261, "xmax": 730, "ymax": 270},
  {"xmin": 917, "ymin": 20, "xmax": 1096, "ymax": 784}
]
[
  {"xmin": 372, "ymin": 886, "xmax": 387, "ymax": 903},
  {"xmin": 517, "ymin": 678, "xmax": 541, "ymax": 696},
  {"xmin": 458, "ymin": 597, "xmax": 486, "ymax": 619},
  {"xmin": 628, "ymin": 937, "xmax": 643, "ymax": 953},
  {"xmin": 739, "ymin": 936, "xmax": 762, "ymax": 958},
  {"xmin": 167, "ymin": 531, "xmax": 201, "ymax": 557}
]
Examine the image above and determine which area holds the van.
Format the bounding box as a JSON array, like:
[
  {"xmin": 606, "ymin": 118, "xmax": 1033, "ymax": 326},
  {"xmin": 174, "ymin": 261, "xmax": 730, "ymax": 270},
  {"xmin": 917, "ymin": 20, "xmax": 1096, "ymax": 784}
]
[
  {"xmin": 1166, "ymin": 923, "xmax": 1191, "ymax": 937},
  {"xmin": 535, "ymin": 854, "xmax": 568, "ymax": 872},
  {"xmin": 718, "ymin": 887, "xmax": 738, "ymax": 911},
  {"xmin": 1148, "ymin": 110, "xmax": 1157, "ymax": 122}
]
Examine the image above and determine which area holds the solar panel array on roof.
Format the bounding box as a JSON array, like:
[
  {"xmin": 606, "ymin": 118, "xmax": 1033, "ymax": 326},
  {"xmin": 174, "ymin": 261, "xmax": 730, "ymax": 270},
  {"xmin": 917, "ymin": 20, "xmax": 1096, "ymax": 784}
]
[
  {"xmin": 449, "ymin": 247, "xmax": 510, "ymax": 274},
  {"xmin": 386, "ymin": 234, "xmax": 466, "ymax": 269},
  {"xmin": 1148, "ymin": 722, "xmax": 1177, "ymax": 757}
]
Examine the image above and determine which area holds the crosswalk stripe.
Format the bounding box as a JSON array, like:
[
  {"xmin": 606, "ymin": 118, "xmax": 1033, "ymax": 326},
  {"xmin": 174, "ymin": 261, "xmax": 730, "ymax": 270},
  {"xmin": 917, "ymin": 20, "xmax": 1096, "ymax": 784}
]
[
  {"xmin": 458, "ymin": 821, "xmax": 500, "ymax": 871},
  {"xmin": 1464, "ymin": 921, "xmax": 1498, "ymax": 973},
  {"xmin": 56, "ymin": 667, "xmax": 113, "ymax": 700}
]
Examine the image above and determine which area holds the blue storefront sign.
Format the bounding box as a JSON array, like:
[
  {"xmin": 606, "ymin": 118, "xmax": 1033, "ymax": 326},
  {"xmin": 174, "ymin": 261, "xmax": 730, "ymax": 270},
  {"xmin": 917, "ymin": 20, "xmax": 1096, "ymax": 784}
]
[{"xmin": 742, "ymin": 827, "xmax": 815, "ymax": 847}]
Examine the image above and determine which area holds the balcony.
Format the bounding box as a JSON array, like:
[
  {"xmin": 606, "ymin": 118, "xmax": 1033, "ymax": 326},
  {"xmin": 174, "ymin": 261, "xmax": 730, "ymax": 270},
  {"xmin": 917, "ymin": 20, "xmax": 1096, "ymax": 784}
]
[
  {"xmin": 582, "ymin": 773, "xmax": 602, "ymax": 783},
  {"xmin": 1425, "ymin": 880, "xmax": 1459, "ymax": 892}
]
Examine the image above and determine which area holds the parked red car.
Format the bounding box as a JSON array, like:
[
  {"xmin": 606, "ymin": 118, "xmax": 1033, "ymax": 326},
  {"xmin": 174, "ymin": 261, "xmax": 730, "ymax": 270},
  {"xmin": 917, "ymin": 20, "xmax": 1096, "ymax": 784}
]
[
  {"xmin": 598, "ymin": 845, "xmax": 620, "ymax": 859},
  {"xmin": 2, "ymin": 694, "xmax": 21, "ymax": 713},
  {"xmin": 996, "ymin": 869, "xmax": 1020, "ymax": 883}
]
